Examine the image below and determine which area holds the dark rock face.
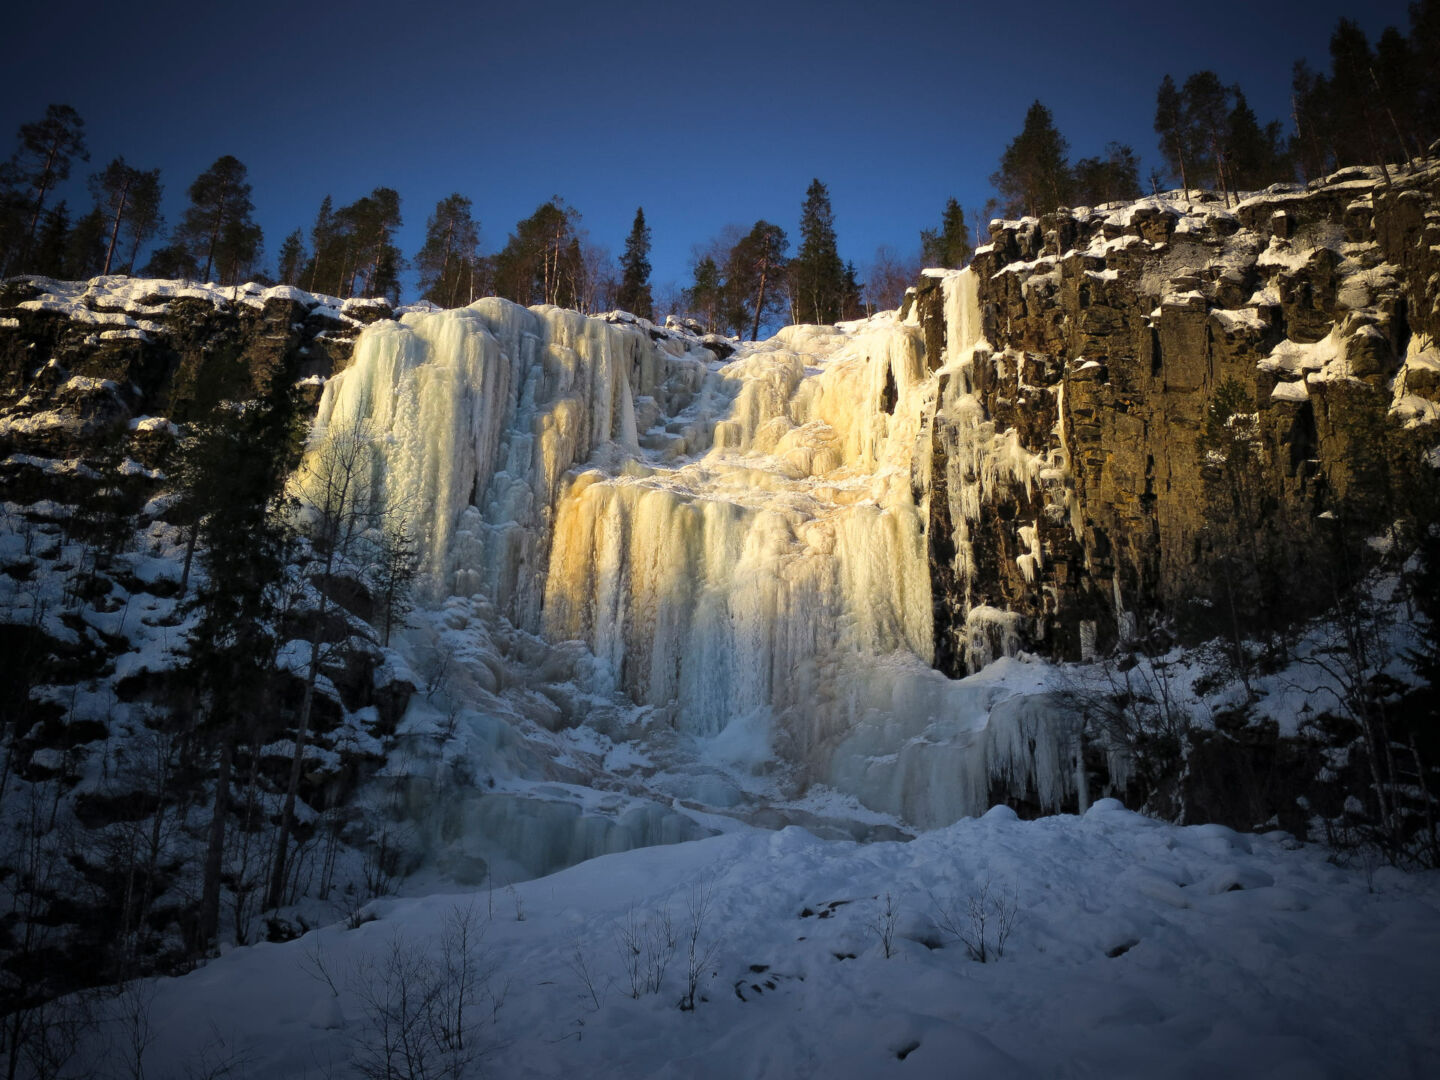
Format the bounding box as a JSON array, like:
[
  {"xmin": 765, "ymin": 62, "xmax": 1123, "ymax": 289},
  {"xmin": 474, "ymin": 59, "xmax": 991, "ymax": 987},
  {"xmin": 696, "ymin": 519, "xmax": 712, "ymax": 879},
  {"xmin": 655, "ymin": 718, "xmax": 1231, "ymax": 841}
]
[
  {"xmin": 922, "ymin": 163, "xmax": 1440, "ymax": 665},
  {"xmin": 0, "ymin": 277, "xmax": 386, "ymax": 469}
]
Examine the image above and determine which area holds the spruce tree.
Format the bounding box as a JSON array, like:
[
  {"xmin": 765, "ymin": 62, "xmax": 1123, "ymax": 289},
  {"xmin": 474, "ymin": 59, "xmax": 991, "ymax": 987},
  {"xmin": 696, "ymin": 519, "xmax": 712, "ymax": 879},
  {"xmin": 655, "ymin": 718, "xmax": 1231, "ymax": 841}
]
[
  {"xmin": 276, "ymin": 229, "xmax": 306, "ymax": 285},
  {"xmin": 687, "ymin": 255, "xmax": 721, "ymax": 332},
  {"xmin": 991, "ymin": 101, "xmax": 1071, "ymax": 218},
  {"xmin": 919, "ymin": 197, "xmax": 971, "ymax": 269},
  {"xmin": 1072, "ymin": 143, "xmax": 1142, "ymax": 206},
  {"xmin": 179, "ymin": 387, "xmax": 300, "ymax": 950},
  {"xmin": 1226, "ymin": 90, "xmax": 1290, "ymax": 191},
  {"xmin": 64, "ymin": 205, "xmax": 108, "ymax": 279},
  {"xmin": 303, "ymin": 195, "xmax": 338, "ymax": 294},
  {"xmin": 790, "ymin": 180, "xmax": 845, "ymax": 325},
  {"xmin": 31, "ymin": 201, "xmax": 70, "ymax": 278},
  {"xmin": 617, "ymin": 207, "xmax": 654, "ymax": 319}
]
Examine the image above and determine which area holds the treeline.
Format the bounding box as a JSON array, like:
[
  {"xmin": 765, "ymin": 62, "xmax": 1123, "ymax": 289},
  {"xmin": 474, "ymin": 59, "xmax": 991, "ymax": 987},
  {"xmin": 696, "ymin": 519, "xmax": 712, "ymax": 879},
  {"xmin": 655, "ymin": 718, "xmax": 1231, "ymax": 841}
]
[
  {"xmin": 2, "ymin": 3, "xmax": 1434, "ymax": 323},
  {"xmin": 0, "ymin": 103, "xmax": 947, "ymax": 336},
  {"xmin": 994, "ymin": 2, "xmax": 1438, "ymax": 220}
]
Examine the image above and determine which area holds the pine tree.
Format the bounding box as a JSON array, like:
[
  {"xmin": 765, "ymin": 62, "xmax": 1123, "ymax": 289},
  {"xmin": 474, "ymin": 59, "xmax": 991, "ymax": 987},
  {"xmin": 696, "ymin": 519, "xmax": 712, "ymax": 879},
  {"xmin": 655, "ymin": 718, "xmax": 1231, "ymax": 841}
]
[
  {"xmin": 919, "ymin": 197, "xmax": 970, "ymax": 269},
  {"xmin": 416, "ymin": 194, "xmax": 481, "ymax": 308},
  {"xmin": 175, "ymin": 155, "xmax": 257, "ymax": 283},
  {"xmin": 726, "ymin": 220, "xmax": 788, "ymax": 341},
  {"xmin": 7, "ymin": 104, "xmax": 87, "ymax": 273},
  {"xmin": 90, "ymin": 157, "xmax": 142, "ymax": 275},
  {"xmin": 120, "ymin": 169, "xmax": 163, "ymax": 273},
  {"xmin": 991, "ymin": 101, "xmax": 1071, "ymax": 218},
  {"xmin": 1154, "ymin": 75, "xmax": 1189, "ymax": 192},
  {"xmin": 493, "ymin": 198, "xmax": 584, "ymax": 308},
  {"xmin": 341, "ymin": 187, "xmax": 403, "ymax": 300},
  {"xmin": 617, "ymin": 207, "xmax": 653, "ymax": 319}
]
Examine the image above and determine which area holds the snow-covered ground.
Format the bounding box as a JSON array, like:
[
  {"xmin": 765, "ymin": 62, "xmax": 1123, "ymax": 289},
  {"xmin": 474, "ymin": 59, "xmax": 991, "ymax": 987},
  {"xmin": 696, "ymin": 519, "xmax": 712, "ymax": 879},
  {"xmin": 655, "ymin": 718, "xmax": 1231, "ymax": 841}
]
[{"xmin": 77, "ymin": 801, "xmax": 1440, "ymax": 1079}]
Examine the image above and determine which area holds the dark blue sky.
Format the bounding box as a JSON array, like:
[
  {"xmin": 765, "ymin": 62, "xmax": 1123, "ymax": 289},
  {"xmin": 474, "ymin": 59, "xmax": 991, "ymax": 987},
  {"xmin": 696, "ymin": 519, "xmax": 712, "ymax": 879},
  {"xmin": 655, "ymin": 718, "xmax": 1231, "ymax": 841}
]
[{"xmin": 4, "ymin": 0, "xmax": 1419, "ymax": 299}]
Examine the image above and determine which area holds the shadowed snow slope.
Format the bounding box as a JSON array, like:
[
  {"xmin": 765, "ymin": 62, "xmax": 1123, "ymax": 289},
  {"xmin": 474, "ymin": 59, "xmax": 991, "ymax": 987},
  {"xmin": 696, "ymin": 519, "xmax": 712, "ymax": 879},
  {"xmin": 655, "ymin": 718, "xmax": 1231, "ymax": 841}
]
[{"xmin": 75, "ymin": 803, "xmax": 1440, "ymax": 1079}]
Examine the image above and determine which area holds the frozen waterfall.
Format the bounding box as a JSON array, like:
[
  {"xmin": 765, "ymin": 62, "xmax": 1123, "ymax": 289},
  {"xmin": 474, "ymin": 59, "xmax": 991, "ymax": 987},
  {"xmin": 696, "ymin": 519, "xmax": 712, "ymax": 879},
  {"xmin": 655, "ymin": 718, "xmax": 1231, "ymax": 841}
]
[{"xmin": 306, "ymin": 278, "xmax": 1082, "ymax": 830}]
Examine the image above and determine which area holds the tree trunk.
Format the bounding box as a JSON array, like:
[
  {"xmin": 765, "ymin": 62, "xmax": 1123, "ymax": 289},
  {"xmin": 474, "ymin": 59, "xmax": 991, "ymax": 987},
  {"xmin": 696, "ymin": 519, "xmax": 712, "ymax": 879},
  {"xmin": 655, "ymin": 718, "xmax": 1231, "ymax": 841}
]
[
  {"xmin": 179, "ymin": 523, "xmax": 199, "ymax": 599},
  {"xmin": 266, "ymin": 627, "xmax": 321, "ymax": 910},
  {"xmin": 752, "ymin": 264, "xmax": 769, "ymax": 342},
  {"xmin": 103, "ymin": 177, "xmax": 131, "ymax": 276},
  {"xmin": 202, "ymin": 178, "xmax": 232, "ymax": 284},
  {"xmin": 23, "ymin": 145, "xmax": 60, "ymax": 257},
  {"xmin": 197, "ymin": 733, "xmax": 232, "ymax": 951}
]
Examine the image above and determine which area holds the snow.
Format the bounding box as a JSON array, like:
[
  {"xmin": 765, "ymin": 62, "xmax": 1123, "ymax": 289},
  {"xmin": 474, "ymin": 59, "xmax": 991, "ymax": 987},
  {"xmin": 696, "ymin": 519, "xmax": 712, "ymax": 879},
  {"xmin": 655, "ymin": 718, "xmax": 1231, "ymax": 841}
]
[
  {"xmin": 1270, "ymin": 380, "xmax": 1309, "ymax": 403},
  {"xmin": 7, "ymin": 274, "xmax": 383, "ymax": 331},
  {"xmin": 64, "ymin": 808, "xmax": 1440, "ymax": 1079}
]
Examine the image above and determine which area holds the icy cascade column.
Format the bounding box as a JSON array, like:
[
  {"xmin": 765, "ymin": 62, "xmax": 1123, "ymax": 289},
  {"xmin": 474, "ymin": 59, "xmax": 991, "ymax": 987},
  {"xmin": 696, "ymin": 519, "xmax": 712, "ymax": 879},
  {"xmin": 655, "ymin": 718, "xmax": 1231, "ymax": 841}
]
[
  {"xmin": 930, "ymin": 270, "xmax": 1049, "ymax": 671},
  {"xmin": 305, "ymin": 300, "xmax": 648, "ymax": 609},
  {"xmin": 542, "ymin": 317, "xmax": 936, "ymax": 744}
]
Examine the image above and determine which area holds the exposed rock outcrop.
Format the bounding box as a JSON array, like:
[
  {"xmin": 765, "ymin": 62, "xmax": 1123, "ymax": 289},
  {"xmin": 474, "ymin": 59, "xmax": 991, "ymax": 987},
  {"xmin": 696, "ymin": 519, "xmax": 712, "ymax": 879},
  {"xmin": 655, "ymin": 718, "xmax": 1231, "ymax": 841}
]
[{"xmin": 918, "ymin": 161, "xmax": 1440, "ymax": 665}]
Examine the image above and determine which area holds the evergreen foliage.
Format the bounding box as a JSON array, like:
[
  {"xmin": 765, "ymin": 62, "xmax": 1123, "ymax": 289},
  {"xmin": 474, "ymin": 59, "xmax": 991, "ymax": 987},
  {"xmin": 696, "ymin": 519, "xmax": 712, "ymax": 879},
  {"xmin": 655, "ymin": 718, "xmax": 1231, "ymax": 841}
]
[
  {"xmin": 919, "ymin": 198, "xmax": 971, "ymax": 269},
  {"xmin": 1071, "ymin": 144, "xmax": 1143, "ymax": 206},
  {"xmin": 686, "ymin": 254, "xmax": 722, "ymax": 332},
  {"xmin": 1154, "ymin": 73, "xmax": 1290, "ymax": 197},
  {"xmin": 789, "ymin": 179, "xmax": 845, "ymax": 325},
  {"xmin": 617, "ymin": 206, "xmax": 653, "ymax": 319},
  {"xmin": 175, "ymin": 155, "xmax": 261, "ymax": 285},
  {"xmin": 302, "ymin": 188, "xmax": 404, "ymax": 301},
  {"xmin": 30, "ymin": 201, "xmax": 70, "ymax": 278},
  {"xmin": 1154, "ymin": 74, "xmax": 1189, "ymax": 192},
  {"xmin": 63, "ymin": 205, "xmax": 108, "ymax": 279},
  {"xmin": 493, "ymin": 198, "xmax": 585, "ymax": 309},
  {"xmin": 275, "ymin": 228, "xmax": 306, "ymax": 286},
  {"xmin": 1289, "ymin": 5, "xmax": 1436, "ymax": 178},
  {"xmin": 726, "ymin": 220, "xmax": 788, "ymax": 340},
  {"xmin": 991, "ymin": 101, "xmax": 1072, "ymax": 218},
  {"xmin": 3, "ymin": 103, "xmax": 87, "ymax": 275},
  {"xmin": 89, "ymin": 157, "xmax": 161, "ymax": 275},
  {"xmin": 118, "ymin": 168, "xmax": 163, "ymax": 273},
  {"xmin": 177, "ymin": 386, "xmax": 301, "ymax": 948},
  {"xmin": 415, "ymin": 193, "xmax": 483, "ymax": 309}
]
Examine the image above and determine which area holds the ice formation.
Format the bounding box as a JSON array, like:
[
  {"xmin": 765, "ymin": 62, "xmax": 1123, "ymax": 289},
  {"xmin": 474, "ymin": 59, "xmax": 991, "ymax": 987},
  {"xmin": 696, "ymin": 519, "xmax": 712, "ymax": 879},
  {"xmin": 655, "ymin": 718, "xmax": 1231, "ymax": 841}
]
[{"xmin": 307, "ymin": 277, "xmax": 1079, "ymax": 833}]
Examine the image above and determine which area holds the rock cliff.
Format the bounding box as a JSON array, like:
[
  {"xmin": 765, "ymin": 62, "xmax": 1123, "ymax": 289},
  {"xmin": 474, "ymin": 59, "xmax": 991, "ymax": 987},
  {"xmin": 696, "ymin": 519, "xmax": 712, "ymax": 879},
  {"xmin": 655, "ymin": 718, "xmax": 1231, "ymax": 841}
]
[{"xmin": 912, "ymin": 161, "xmax": 1440, "ymax": 670}]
